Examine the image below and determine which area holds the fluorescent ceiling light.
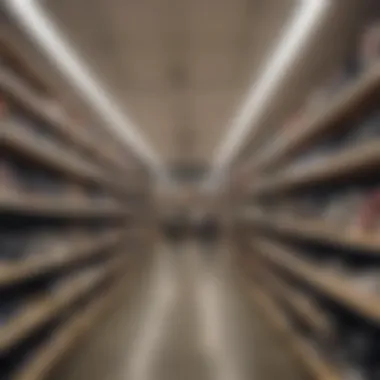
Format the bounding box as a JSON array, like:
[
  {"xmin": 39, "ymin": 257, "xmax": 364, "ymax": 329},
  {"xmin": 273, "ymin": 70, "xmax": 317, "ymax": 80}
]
[
  {"xmin": 5, "ymin": 0, "xmax": 166, "ymax": 178},
  {"xmin": 209, "ymin": 0, "xmax": 329, "ymax": 183}
]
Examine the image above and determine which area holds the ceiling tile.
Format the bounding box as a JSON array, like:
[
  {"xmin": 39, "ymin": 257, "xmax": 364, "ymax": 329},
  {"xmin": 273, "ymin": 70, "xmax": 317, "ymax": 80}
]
[
  {"xmin": 185, "ymin": 0, "xmax": 248, "ymax": 46},
  {"xmin": 187, "ymin": 50, "xmax": 243, "ymax": 89},
  {"xmin": 107, "ymin": 0, "xmax": 173, "ymax": 49},
  {"xmin": 119, "ymin": 92, "xmax": 177, "ymax": 157},
  {"xmin": 119, "ymin": 51, "xmax": 172, "ymax": 90}
]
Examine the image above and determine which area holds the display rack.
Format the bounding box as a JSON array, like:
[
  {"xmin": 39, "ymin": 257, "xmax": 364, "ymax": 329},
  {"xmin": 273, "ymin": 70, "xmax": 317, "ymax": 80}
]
[
  {"xmin": 0, "ymin": 35, "xmax": 150, "ymax": 380},
  {"xmin": 251, "ymin": 60, "xmax": 380, "ymax": 175},
  {"xmin": 12, "ymin": 268, "xmax": 137, "ymax": 380},
  {"xmin": 247, "ymin": 282, "xmax": 340, "ymax": 380},
  {"xmin": 239, "ymin": 20, "xmax": 380, "ymax": 380}
]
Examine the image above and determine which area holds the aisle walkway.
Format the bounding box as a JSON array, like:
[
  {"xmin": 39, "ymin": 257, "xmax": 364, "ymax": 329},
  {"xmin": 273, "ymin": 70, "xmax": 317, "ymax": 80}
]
[{"xmin": 50, "ymin": 242, "xmax": 305, "ymax": 380}]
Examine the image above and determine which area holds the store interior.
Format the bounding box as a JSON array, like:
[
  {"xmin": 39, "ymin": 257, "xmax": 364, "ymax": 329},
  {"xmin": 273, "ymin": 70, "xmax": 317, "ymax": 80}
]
[{"xmin": 1, "ymin": 0, "xmax": 380, "ymax": 379}]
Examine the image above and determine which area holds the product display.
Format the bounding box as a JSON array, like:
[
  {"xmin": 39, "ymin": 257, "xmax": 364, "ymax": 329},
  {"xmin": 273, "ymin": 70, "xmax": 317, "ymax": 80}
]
[
  {"xmin": 348, "ymin": 111, "xmax": 380, "ymax": 143},
  {"xmin": 0, "ymin": 299, "xmax": 22, "ymax": 327},
  {"xmin": 0, "ymin": 229, "xmax": 32, "ymax": 260},
  {"xmin": 243, "ymin": 17, "xmax": 380, "ymax": 380},
  {"xmin": 258, "ymin": 183, "xmax": 380, "ymax": 238},
  {"xmin": 26, "ymin": 231, "xmax": 69, "ymax": 261},
  {"xmin": 0, "ymin": 35, "xmax": 149, "ymax": 380}
]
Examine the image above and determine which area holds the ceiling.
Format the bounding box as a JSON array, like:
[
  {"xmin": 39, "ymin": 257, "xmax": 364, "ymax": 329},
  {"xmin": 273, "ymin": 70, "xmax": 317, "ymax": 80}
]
[
  {"xmin": 43, "ymin": 0, "xmax": 296, "ymax": 166},
  {"xmin": 3, "ymin": 0, "xmax": 373, "ymax": 173}
]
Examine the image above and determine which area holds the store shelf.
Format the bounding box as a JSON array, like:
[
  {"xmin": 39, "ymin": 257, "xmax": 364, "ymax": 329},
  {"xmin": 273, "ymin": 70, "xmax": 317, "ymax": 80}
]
[
  {"xmin": 0, "ymin": 230, "xmax": 126, "ymax": 287},
  {"xmin": 255, "ymin": 239, "xmax": 380, "ymax": 323},
  {"xmin": 0, "ymin": 68, "xmax": 128, "ymax": 177},
  {"xmin": 0, "ymin": 37, "xmax": 149, "ymax": 380},
  {"xmin": 254, "ymin": 61, "xmax": 380, "ymax": 173},
  {"xmin": 0, "ymin": 254, "xmax": 126, "ymax": 352},
  {"xmin": 0, "ymin": 31, "xmax": 51, "ymax": 97},
  {"xmin": 250, "ymin": 284, "xmax": 339, "ymax": 380},
  {"xmin": 261, "ymin": 267, "xmax": 331, "ymax": 336},
  {"xmin": 2, "ymin": 121, "xmax": 133, "ymax": 197},
  {"xmin": 3, "ymin": 122, "xmax": 102, "ymax": 181},
  {"xmin": 0, "ymin": 192, "xmax": 126, "ymax": 218},
  {"xmin": 0, "ymin": 69, "xmax": 74, "ymax": 143},
  {"xmin": 250, "ymin": 213, "xmax": 380, "ymax": 254},
  {"xmin": 12, "ymin": 272, "xmax": 129, "ymax": 380},
  {"xmin": 253, "ymin": 140, "xmax": 380, "ymax": 195}
]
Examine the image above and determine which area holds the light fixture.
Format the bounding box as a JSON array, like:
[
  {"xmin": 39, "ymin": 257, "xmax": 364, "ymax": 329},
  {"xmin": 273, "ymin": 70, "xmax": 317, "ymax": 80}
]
[
  {"xmin": 5, "ymin": 0, "xmax": 167, "ymax": 178},
  {"xmin": 208, "ymin": 0, "xmax": 329, "ymax": 186}
]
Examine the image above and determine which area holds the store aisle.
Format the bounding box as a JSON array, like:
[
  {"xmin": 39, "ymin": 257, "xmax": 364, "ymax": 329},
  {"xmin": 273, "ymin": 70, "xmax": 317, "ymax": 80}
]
[{"xmin": 49, "ymin": 242, "xmax": 305, "ymax": 380}]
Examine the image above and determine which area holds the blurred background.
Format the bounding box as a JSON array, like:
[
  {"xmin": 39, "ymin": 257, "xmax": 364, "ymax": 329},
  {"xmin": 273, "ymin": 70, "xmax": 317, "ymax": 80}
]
[{"xmin": 1, "ymin": 0, "xmax": 380, "ymax": 379}]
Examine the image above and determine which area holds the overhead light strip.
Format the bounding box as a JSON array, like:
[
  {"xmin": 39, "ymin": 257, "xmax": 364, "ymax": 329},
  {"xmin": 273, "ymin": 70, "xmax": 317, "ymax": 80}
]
[
  {"xmin": 210, "ymin": 0, "xmax": 329, "ymax": 182},
  {"xmin": 5, "ymin": 0, "xmax": 166, "ymax": 177}
]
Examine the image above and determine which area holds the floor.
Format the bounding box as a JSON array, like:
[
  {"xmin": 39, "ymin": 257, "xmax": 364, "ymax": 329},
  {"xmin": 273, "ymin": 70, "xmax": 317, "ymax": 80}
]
[{"xmin": 50, "ymin": 240, "xmax": 306, "ymax": 380}]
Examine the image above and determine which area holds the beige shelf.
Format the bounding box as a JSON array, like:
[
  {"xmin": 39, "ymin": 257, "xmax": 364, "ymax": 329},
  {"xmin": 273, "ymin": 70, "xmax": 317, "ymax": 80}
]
[
  {"xmin": 3, "ymin": 122, "xmax": 102, "ymax": 181},
  {"xmin": 254, "ymin": 62, "xmax": 380, "ymax": 173},
  {"xmin": 0, "ymin": 68, "xmax": 130, "ymax": 178},
  {"xmin": 0, "ymin": 254, "xmax": 126, "ymax": 352},
  {"xmin": 2, "ymin": 122, "xmax": 135, "ymax": 198},
  {"xmin": 261, "ymin": 267, "xmax": 331, "ymax": 337},
  {"xmin": 253, "ymin": 140, "xmax": 380, "ymax": 195},
  {"xmin": 0, "ymin": 274, "xmax": 95, "ymax": 351},
  {"xmin": 3, "ymin": 126, "xmax": 138, "ymax": 201},
  {"xmin": 0, "ymin": 192, "xmax": 127, "ymax": 218},
  {"xmin": 251, "ymin": 213, "xmax": 380, "ymax": 254},
  {"xmin": 0, "ymin": 33, "xmax": 51, "ymax": 97},
  {"xmin": 256, "ymin": 238, "xmax": 380, "ymax": 323},
  {"xmin": 250, "ymin": 284, "xmax": 339, "ymax": 380},
  {"xmin": 0, "ymin": 230, "xmax": 126, "ymax": 286},
  {"xmin": 12, "ymin": 272, "xmax": 129, "ymax": 380}
]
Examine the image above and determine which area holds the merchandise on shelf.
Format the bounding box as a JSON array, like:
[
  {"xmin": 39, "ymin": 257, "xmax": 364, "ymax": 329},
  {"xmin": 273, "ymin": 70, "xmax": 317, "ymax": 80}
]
[
  {"xmin": 0, "ymin": 32, "xmax": 141, "ymax": 380},
  {"xmin": 348, "ymin": 269, "xmax": 380, "ymax": 294},
  {"xmin": 5, "ymin": 99, "xmax": 61, "ymax": 145},
  {"xmin": 14, "ymin": 164, "xmax": 67, "ymax": 196},
  {"xmin": 322, "ymin": 189, "xmax": 363, "ymax": 228},
  {"xmin": 245, "ymin": 16, "xmax": 380, "ymax": 380},
  {"xmin": 0, "ymin": 229, "xmax": 32, "ymax": 260},
  {"xmin": 0, "ymin": 299, "xmax": 22, "ymax": 327},
  {"xmin": 305, "ymin": 65, "xmax": 357, "ymax": 117},
  {"xmin": 347, "ymin": 110, "xmax": 380, "ymax": 144},
  {"xmin": 26, "ymin": 231, "xmax": 69, "ymax": 261},
  {"xmin": 351, "ymin": 189, "xmax": 380, "ymax": 236},
  {"xmin": 0, "ymin": 158, "xmax": 16, "ymax": 190}
]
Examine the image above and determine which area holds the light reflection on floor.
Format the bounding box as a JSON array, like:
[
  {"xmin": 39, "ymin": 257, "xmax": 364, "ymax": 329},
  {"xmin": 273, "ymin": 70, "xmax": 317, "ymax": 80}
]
[{"xmin": 50, "ymin": 241, "xmax": 305, "ymax": 380}]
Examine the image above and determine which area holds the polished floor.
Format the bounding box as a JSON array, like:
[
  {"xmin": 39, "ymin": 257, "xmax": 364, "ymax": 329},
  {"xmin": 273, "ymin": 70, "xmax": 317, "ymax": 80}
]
[{"xmin": 50, "ymin": 241, "xmax": 306, "ymax": 380}]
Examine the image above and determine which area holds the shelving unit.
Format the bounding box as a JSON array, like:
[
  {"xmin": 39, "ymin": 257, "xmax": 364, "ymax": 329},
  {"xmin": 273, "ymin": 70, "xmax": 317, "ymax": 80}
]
[
  {"xmin": 0, "ymin": 229, "xmax": 125, "ymax": 286},
  {"xmin": 248, "ymin": 213, "xmax": 380, "ymax": 254},
  {"xmin": 238, "ymin": 17, "xmax": 380, "ymax": 380},
  {"xmin": 0, "ymin": 33, "xmax": 151, "ymax": 380},
  {"xmin": 247, "ymin": 282, "xmax": 340, "ymax": 380},
  {"xmin": 0, "ymin": 72, "xmax": 140, "ymax": 197},
  {"xmin": 12, "ymin": 270, "xmax": 134, "ymax": 380},
  {"xmin": 254, "ymin": 239, "xmax": 380, "ymax": 323},
  {"xmin": 251, "ymin": 61, "xmax": 380, "ymax": 175},
  {"xmin": 0, "ymin": 61, "xmax": 135, "ymax": 178},
  {"xmin": 257, "ymin": 263, "xmax": 331, "ymax": 337},
  {"xmin": 252, "ymin": 140, "xmax": 380, "ymax": 195}
]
